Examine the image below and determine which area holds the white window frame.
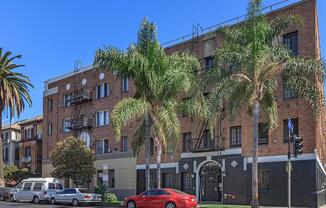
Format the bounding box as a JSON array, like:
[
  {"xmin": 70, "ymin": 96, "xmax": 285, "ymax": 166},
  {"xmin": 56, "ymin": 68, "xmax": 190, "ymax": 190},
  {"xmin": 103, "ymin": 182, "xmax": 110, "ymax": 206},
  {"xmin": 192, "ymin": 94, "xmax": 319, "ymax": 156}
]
[
  {"xmin": 96, "ymin": 83, "xmax": 109, "ymax": 99},
  {"xmin": 96, "ymin": 110, "xmax": 109, "ymax": 127},
  {"xmin": 95, "ymin": 139, "xmax": 109, "ymax": 155},
  {"xmin": 63, "ymin": 119, "xmax": 71, "ymax": 133},
  {"xmin": 122, "ymin": 77, "xmax": 129, "ymax": 92}
]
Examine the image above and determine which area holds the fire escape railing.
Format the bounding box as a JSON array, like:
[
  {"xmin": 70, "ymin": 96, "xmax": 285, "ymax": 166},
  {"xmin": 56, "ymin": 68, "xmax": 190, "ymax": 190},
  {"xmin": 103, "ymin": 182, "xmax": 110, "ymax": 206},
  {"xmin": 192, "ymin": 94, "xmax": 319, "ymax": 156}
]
[
  {"xmin": 67, "ymin": 116, "xmax": 93, "ymax": 131},
  {"xmin": 189, "ymin": 120, "xmax": 225, "ymax": 152}
]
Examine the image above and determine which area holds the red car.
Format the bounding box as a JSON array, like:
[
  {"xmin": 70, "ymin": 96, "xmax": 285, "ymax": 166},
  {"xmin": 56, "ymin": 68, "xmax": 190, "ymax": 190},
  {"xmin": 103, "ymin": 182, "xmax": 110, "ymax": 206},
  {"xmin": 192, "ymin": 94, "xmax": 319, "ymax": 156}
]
[{"xmin": 124, "ymin": 188, "xmax": 197, "ymax": 208}]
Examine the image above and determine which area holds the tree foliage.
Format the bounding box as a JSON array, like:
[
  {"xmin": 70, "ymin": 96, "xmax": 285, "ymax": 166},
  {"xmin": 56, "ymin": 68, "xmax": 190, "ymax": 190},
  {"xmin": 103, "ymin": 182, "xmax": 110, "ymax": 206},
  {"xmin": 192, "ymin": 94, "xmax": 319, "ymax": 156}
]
[
  {"xmin": 94, "ymin": 18, "xmax": 201, "ymax": 188},
  {"xmin": 50, "ymin": 136, "xmax": 96, "ymax": 187},
  {"xmin": 206, "ymin": 0, "xmax": 324, "ymax": 207},
  {"xmin": 0, "ymin": 48, "xmax": 33, "ymax": 185},
  {"xmin": 4, "ymin": 165, "xmax": 29, "ymax": 187}
]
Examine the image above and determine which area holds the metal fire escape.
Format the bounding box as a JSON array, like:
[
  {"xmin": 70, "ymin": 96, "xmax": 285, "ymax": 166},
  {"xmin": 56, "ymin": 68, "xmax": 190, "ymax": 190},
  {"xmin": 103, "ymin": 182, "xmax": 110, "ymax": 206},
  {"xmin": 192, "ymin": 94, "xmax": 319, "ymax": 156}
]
[{"xmin": 67, "ymin": 61, "xmax": 93, "ymax": 138}]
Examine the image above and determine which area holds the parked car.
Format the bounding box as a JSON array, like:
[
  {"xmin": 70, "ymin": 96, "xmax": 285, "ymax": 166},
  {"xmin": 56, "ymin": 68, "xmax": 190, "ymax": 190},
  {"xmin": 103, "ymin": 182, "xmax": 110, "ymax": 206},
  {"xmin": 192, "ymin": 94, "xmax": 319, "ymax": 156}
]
[
  {"xmin": 49, "ymin": 188, "xmax": 102, "ymax": 207},
  {"xmin": 9, "ymin": 177, "xmax": 64, "ymax": 203},
  {"xmin": 0, "ymin": 187, "xmax": 10, "ymax": 201},
  {"xmin": 124, "ymin": 188, "xmax": 197, "ymax": 208}
]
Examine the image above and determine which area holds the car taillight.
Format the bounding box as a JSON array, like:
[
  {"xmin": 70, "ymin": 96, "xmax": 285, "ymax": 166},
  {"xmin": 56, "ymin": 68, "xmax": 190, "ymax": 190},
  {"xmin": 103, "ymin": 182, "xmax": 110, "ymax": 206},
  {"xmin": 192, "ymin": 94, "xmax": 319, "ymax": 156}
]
[{"xmin": 84, "ymin": 195, "xmax": 92, "ymax": 199}]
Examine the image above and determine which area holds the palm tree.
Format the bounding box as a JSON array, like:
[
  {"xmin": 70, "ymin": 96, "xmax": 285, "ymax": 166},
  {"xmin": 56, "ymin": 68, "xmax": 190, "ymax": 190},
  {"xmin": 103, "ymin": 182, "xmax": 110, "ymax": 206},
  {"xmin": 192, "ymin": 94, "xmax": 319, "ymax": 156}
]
[
  {"xmin": 94, "ymin": 18, "xmax": 200, "ymax": 189},
  {"xmin": 206, "ymin": 1, "xmax": 325, "ymax": 207},
  {"xmin": 0, "ymin": 48, "xmax": 33, "ymax": 186}
]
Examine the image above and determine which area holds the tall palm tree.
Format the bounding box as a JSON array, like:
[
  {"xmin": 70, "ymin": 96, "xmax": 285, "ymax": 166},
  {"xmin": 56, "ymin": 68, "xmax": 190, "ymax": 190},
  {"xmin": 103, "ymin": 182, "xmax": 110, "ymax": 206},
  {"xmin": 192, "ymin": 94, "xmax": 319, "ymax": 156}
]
[
  {"xmin": 94, "ymin": 18, "xmax": 200, "ymax": 189},
  {"xmin": 0, "ymin": 48, "xmax": 33, "ymax": 186},
  {"xmin": 206, "ymin": 1, "xmax": 325, "ymax": 207}
]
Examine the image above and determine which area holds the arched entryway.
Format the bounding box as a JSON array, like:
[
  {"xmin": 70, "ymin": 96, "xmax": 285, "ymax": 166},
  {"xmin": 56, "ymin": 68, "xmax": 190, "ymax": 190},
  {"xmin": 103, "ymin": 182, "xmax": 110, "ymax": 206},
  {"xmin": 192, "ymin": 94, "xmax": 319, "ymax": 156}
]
[{"xmin": 196, "ymin": 160, "xmax": 222, "ymax": 202}]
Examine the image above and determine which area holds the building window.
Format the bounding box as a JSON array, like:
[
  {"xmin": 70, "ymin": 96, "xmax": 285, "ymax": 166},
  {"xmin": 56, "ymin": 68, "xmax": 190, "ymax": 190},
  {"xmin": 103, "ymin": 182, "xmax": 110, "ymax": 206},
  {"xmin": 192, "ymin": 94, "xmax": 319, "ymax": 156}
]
[
  {"xmin": 95, "ymin": 139, "xmax": 109, "ymax": 155},
  {"xmin": 283, "ymin": 80, "xmax": 298, "ymax": 100},
  {"xmin": 230, "ymin": 126, "xmax": 241, "ymax": 147},
  {"xmin": 258, "ymin": 123, "xmax": 268, "ymax": 145},
  {"xmin": 283, "ymin": 31, "xmax": 298, "ymax": 56},
  {"xmin": 4, "ymin": 147, "xmax": 9, "ymax": 163},
  {"xmin": 258, "ymin": 169, "xmax": 269, "ymax": 190},
  {"xmin": 121, "ymin": 77, "xmax": 129, "ymax": 92},
  {"xmin": 202, "ymin": 130, "xmax": 213, "ymax": 149},
  {"xmin": 150, "ymin": 138, "xmax": 155, "ymax": 155},
  {"xmin": 150, "ymin": 172, "xmax": 157, "ymax": 189},
  {"xmin": 163, "ymin": 172, "xmax": 173, "ymax": 188},
  {"xmin": 63, "ymin": 119, "xmax": 71, "ymax": 133},
  {"xmin": 24, "ymin": 146, "xmax": 32, "ymax": 157},
  {"xmin": 63, "ymin": 93, "xmax": 72, "ymax": 107},
  {"xmin": 2, "ymin": 132, "xmax": 9, "ymax": 143},
  {"xmin": 97, "ymin": 170, "xmax": 103, "ymax": 186},
  {"xmin": 96, "ymin": 83, "xmax": 109, "ymax": 99},
  {"xmin": 109, "ymin": 169, "xmax": 115, "ymax": 188},
  {"xmin": 121, "ymin": 136, "xmax": 128, "ymax": 152},
  {"xmin": 48, "ymin": 122, "xmax": 53, "ymax": 136},
  {"xmin": 182, "ymin": 132, "xmax": 192, "ymax": 152},
  {"xmin": 204, "ymin": 56, "xmax": 214, "ymax": 71},
  {"xmin": 182, "ymin": 172, "xmax": 193, "ymax": 191},
  {"xmin": 48, "ymin": 98, "xmax": 53, "ymax": 112},
  {"xmin": 96, "ymin": 111, "xmax": 109, "ymax": 127},
  {"xmin": 283, "ymin": 118, "xmax": 299, "ymax": 143},
  {"xmin": 14, "ymin": 147, "xmax": 19, "ymax": 162}
]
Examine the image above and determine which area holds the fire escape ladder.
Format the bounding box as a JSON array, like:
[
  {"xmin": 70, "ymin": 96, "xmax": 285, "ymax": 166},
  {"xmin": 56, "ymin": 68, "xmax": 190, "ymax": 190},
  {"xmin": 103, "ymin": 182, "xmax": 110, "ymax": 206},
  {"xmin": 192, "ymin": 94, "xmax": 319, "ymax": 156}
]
[{"xmin": 194, "ymin": 120, "xmax": 209, "ymax": 150}]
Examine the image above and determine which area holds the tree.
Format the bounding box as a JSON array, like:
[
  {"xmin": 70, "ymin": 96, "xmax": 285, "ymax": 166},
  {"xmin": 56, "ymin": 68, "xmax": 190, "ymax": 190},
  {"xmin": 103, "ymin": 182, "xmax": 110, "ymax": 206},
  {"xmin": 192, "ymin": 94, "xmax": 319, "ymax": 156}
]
[
  {"xmin": 50, "ymin": 136, "xmax": 96, "ymax": 187},
  {"xmin": 94, "ymin": 18, "xmax": 200, "ymax": 188},
  {"xmin": 3, "ymin": 165, "xmax": 29, "ymax": 187},
  {"xmin": 206, "ymin": 1, "xmax": 325, "ymax": 207},
  {"xmin": 0, "ymin": 48, "xmax": 33, "ymax": 186}
]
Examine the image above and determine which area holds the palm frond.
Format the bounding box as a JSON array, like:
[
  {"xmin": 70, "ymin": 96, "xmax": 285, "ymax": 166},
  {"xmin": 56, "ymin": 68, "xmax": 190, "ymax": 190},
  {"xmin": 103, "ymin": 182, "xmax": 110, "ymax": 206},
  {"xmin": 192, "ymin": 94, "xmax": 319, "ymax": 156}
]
[{"xmin": 111, "ymin": 98, "xmax": 150, "ymax": 139}]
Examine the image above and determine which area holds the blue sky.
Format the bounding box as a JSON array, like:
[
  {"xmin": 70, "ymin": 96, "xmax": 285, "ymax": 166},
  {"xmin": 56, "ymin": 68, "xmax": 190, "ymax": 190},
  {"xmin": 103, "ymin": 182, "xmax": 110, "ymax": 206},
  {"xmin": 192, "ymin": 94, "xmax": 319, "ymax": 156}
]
[{"xmin": 0, "ymin": 0, "xmax": 325, "ymax": 124}]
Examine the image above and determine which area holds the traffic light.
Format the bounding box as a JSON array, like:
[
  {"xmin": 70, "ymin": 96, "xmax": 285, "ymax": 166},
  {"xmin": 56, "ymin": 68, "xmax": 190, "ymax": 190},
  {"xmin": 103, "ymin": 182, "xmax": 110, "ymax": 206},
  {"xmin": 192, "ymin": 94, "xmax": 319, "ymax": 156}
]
[{"xmin": 293, "ymin": 136, "xmax": 303, "ymax": 158}]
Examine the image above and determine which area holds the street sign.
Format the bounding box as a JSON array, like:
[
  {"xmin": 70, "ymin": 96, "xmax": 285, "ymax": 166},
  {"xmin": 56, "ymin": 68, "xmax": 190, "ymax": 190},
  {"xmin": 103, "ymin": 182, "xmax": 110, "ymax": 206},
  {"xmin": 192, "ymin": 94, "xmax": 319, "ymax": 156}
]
[
  {"xmin": 103, "ymin": 163, "xmax": 108, "ymax": 170},
  {"xmin": 102, "ymin": 175, "xmax": 108, "ymax": 181},
  {"xmin": 288, "ymin": 118, "xmax": 294, "ymax": 134}
]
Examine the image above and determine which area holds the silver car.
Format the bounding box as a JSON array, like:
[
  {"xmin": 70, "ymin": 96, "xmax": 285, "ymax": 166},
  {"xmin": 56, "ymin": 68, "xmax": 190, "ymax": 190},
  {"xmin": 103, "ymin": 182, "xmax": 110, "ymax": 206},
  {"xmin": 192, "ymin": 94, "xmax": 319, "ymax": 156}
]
[{"xmin": 50, "ymin": 188, "xmax": 102, "ymax": 206}]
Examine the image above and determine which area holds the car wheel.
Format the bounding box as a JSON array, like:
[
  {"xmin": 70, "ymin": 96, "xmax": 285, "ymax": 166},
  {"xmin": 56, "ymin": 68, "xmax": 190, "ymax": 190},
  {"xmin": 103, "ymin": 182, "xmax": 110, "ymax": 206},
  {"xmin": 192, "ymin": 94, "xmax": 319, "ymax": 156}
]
[
  {"xmin": 127, "ymin": 200, "xmax": 136, "ymax": 208},
  {"xmin": 166, "ymin": 202, "xmax": 176, "ymax": 208},
  {"xmin": 50, "ymin": 197, "xmax": 56, "ymax": 205},
  {"xmin": 72, "ymin": 198, "xmax": 79, "ymax": 207},
  {"xmin": 0, "ymin": 195, "xmax": 4, "ymax": 201},
  {"xmin": 33, "ymin": 196, "xmax": 40, "ymax": 204},
  {"xmin": 10, "ymin": 195, "xmax": 15, "ymax": 202}
]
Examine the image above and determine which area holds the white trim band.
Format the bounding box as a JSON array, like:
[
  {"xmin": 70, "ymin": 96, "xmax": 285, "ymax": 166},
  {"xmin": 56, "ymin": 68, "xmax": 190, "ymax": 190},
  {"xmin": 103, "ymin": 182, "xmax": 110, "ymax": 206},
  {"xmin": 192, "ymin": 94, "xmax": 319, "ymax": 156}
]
[
  {"xmin": 246, "ymin": 153, "xmax": 315, "ymax": 163},
  {"xmin": 136, "ymin": 162, "xmax": 177, "ymax": 170},
  {"xmin": 180, "ymin": 148, "xmax": 241, "ymax": 159}
]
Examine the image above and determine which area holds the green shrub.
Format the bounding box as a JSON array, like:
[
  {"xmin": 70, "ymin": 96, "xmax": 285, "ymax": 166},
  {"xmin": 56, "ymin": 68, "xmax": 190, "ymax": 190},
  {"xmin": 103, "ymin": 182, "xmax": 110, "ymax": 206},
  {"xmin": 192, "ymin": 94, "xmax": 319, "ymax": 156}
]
[
  {"xmin": 103, "ymin": 192, "xmax": 118, "ymax": 204},
  {"xmin": 94, "ymin": 185, "xmax": 106, "ymax": 201}
]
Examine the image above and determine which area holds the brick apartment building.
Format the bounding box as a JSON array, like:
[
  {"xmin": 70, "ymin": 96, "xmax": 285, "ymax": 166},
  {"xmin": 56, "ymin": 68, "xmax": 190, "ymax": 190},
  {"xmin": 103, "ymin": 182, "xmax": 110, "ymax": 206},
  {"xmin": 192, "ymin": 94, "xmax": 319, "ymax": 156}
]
[
  {"xmin": 41, "ymin": 0, "xmax": 325, "ymax": 207},
  {"xmin": 42, "ymin": 68, "xmax": 137, "ymax": 198},
  {"xmin": 18, "ymin": 116, "xmax": 43, "ymax": 175},
  {"xmin": 138, "ymin": 0, "xmax": 325, "ymax": 207},
  {"xmin": 2, "ymin": 123, "xmax": 21, "ymax": 167}
]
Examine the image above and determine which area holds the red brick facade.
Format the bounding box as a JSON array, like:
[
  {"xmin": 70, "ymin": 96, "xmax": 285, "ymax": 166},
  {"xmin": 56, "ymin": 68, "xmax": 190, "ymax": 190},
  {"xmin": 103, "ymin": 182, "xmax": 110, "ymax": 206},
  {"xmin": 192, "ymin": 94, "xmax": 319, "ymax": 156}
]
[{"xmin": 42, "ymin": 0, "xmax": 325, "ymax": 167}]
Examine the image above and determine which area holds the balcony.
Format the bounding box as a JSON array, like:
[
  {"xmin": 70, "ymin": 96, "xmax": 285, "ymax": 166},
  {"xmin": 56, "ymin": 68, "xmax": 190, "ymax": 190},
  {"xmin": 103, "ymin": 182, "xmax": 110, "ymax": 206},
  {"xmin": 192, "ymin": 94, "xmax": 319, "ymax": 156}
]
[
  {"xmin": 67, "ymin": 116, "xmax": 92, "ymax": 131},
  {"xmin": 22, "ymin": 156, "xmax": 32, "ymax": 163},
  {"xmin": 68, "ymin": 89, "xmax": 92, "ymax": 105},
  {"xmin": 185, "ymin": 137, "xmax": 225, "ymax": 153}
]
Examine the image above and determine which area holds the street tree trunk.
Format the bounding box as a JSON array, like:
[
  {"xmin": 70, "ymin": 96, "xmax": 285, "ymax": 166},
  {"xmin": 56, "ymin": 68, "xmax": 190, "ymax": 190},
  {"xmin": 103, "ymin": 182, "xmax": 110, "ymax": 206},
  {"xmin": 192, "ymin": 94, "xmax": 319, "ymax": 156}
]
[
  {"xmin": 145, "ymin": 114, "xmax": 151, "ymax": 191},
  {"xmin": 156, "ymin": 142, "xmax": 162, "ymax": 189},
  {"xmin": 251, "ymin": 100, "xmax": 260, "ymax": 208},
  {"xmin": 0, "ymin": 111, "xmax": 4, "ymax": 187}
]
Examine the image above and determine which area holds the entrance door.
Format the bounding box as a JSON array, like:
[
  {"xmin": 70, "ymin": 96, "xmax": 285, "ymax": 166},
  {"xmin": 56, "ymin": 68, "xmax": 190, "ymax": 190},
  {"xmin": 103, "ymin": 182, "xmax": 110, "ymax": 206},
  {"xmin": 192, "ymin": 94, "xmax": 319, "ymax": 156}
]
[{"xmin": 200, "ymin": 162, "xmax": 222, "ymax": 202}]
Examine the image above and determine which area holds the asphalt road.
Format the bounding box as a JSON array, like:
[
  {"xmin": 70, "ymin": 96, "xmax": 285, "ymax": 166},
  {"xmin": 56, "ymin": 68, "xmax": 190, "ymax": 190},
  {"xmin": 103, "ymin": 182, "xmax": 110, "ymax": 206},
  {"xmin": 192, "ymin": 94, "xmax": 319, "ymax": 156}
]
[{"xmin": 0, "ymin": 201, "xmax": 114, "ymax": 208}]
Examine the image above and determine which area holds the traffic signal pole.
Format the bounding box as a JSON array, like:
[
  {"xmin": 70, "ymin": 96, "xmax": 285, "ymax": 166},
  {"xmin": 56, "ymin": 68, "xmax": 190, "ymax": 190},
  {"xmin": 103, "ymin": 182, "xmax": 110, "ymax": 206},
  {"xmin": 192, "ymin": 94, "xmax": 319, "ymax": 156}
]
[{"xmin": 287, "ymin": 129, "xmax": 292, "ymax": 208}]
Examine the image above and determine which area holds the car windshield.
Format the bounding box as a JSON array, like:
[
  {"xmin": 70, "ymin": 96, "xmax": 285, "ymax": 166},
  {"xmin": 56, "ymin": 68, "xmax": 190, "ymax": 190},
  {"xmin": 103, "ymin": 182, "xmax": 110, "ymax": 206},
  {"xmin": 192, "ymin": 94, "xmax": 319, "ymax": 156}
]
[
  {"xmin": 170, "ymin": 189, "xmax": 188, "ymax": 195},
  {"xmin": 79, "ymin": 189, "xmax": 92, "ymax": 193}
]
